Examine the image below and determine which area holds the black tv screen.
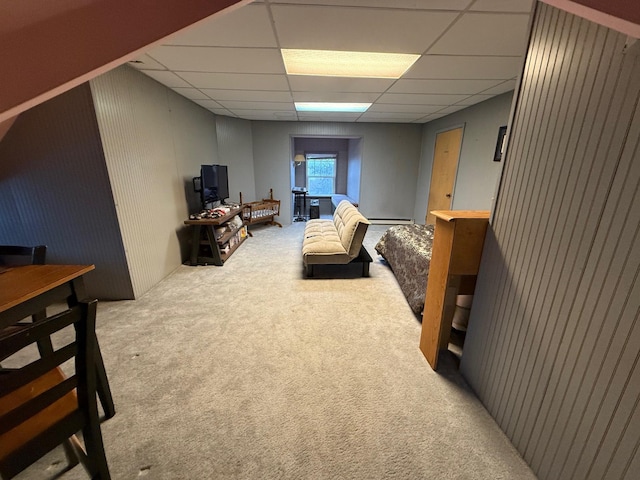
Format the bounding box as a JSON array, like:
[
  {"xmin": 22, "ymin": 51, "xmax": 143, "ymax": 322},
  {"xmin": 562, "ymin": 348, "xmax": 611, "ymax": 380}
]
[{"xmin": 200, "ymin": 164, "xmax": 229, "ymax": 207}]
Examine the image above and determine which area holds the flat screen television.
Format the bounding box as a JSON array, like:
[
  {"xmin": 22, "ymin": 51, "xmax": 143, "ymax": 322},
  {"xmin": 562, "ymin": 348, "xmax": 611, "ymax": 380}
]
[{"xmin": 195, "ymin": 164, "xmax": 229, "ymax": 208}]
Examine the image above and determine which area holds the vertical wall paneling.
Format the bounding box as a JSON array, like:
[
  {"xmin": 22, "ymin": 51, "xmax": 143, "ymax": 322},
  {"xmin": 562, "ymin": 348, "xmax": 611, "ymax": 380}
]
[
  {"xmin": 90, "ymin": 66, "xmax": 219, "ymax": 297},
  {"xmin": 347, "ymin": 138, "xmax": 363, "ymax": 203},
  {"xmin": 215, "ymin": 115, "xmax": 256, "ymax": 204},
  {"xmin": 461, "ymin": 4, "xmax": 640, "ymax": 479},
  {"xmin": 0, "ymin": 84, "xmax": 133, "ymax": 299}
]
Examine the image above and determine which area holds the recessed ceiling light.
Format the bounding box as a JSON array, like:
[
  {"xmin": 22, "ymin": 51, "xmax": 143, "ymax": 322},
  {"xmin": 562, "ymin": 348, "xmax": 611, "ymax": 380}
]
[
  {"xmin": 282, "ymin": 49, "xmax": 420, "ymax": 78},
  {"xmin": 295, "ymin": 102, "xmax": 371, "ymax": 113}
]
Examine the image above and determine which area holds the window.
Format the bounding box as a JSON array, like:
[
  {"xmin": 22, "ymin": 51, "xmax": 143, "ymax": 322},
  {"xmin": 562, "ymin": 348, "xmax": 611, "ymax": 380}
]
[{"xmin": 306, "ymin": 154, "xmax": 336, "ymax": 195}]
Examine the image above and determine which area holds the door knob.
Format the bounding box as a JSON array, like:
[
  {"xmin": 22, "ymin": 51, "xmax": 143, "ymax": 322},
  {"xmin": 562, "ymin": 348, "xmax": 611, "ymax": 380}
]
[{"xmin": 445, "ymin": 193, "xmax": 451, "ymax": 198}]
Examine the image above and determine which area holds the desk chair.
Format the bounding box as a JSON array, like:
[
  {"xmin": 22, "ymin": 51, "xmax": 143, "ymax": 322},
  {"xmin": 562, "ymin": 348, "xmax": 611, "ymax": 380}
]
[
  {"xmin": 0, "ymin": 245, "xmax": 46, "ymax": 266},
  {"xmin": 0, "ymin": 300, "xmax": 110, "ymax": 479}
]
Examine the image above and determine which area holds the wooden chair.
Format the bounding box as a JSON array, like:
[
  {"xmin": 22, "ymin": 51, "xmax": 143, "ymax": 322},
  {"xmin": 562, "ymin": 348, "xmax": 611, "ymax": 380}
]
[
  {"xmin": 0, "ymin": 300, "xmax": 111, "ymax": 479},
  {"xmin": 0, "ymin": 245, "xmax": 116, "ymax": 420},
  {"xmin": 0, "ymin": 245, "xmax": 51, "ymax": 358}
]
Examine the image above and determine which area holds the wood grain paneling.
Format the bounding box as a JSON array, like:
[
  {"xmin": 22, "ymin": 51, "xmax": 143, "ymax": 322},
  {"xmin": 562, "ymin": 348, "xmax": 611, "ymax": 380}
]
[{"xmin": 461, "ymin": 3, "xmax": 640, "ymax": 479}]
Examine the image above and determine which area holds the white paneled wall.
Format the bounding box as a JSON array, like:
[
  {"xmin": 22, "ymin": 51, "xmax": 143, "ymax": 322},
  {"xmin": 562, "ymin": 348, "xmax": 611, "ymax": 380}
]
[
  {"xmin": 90, "ymin": 66, "xmax": 219, "ymax": 298},
  {"xmin": 215, "ymin": 115, "xmax": 256, "ymax": 204},
  {"xmin": 461, "ymin": 4, "xmax": 640, "ymax": 479}
]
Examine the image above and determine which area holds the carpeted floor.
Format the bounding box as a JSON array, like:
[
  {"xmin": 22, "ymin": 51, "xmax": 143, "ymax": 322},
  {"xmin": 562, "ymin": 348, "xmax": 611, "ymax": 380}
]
[{"xmin": 15, "ymin": 222, "xmax": 536, "ymax": 479}]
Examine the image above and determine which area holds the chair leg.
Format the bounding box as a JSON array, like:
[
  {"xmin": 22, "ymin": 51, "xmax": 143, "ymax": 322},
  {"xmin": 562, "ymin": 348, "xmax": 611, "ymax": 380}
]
[
  {"xmin": 94, "ymin": 340, "xmax": 116, "ymax": 419},
  {"xmin": 82, "ymin": 422, "xmax": 111, "ymax": 479},
  {"xmin": 306, "ymin": 264, "xmax": 314, "ymax": 278},
  {"xmin": 32, "ymin": 310, "xmax": 55, "ymax": 356},
  {"xmin": 62, "ymin": 438, "xmax": 80, "ymax": 469}
]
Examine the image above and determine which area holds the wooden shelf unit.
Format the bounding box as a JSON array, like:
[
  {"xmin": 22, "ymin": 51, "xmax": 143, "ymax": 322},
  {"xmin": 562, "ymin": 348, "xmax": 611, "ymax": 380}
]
[{"xmin": 184, "ymin": 207, "xmax": 247, "ymax": 266}]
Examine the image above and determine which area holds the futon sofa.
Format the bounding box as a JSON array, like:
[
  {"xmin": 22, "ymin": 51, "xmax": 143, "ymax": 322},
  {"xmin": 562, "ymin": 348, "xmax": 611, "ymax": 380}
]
[{"xmin": 302, "ymin": 200, "xmax": 372, "ymax": 277}]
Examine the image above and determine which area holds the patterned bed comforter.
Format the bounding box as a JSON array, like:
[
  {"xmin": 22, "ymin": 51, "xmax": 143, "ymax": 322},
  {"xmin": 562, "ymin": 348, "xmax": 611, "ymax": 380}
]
[{"xmin": 375, "ymin": 224, "xmax": 435, "ymax": 315}]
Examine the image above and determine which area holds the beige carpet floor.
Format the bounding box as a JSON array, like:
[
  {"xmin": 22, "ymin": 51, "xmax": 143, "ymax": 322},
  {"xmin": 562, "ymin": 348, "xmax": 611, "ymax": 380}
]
[{"xmin": 15, "ymin": 222, "xmax": 536, "ymax": 479}]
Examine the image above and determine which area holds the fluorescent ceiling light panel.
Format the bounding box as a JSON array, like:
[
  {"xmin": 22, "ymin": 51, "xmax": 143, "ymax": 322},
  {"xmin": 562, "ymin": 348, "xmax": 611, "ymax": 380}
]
[
  {"xmin": 282, "ymin": 49, "xmax": 420, "ymax": 78},
  {"xmin": 295, "ymin": 102, "xmax": 371, "ymax": 113}
]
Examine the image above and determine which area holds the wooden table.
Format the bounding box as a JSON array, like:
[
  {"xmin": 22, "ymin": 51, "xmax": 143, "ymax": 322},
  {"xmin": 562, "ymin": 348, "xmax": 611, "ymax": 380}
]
[
  {"xmin": 0, "ymin": 264, "xmax": 116, "ymax": 418},
  {"xmin": 419, "ymin": 211, "xmax": 490, "ymax": 370}
]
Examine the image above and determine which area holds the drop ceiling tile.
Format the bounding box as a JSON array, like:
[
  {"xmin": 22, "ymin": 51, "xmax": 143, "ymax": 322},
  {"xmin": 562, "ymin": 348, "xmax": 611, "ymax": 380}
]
[
  {"xmin": 470, "ymin": 0, "xmax": 534, "ymax": 12},
  {"xmin": 271, "ymin": 0, "xmax": 472, "ymax": 9},
  {"xmin": 165, "ymin": 4, "xmax": 277, "ymax": 47},
  {"xmin": 272, "ymin": 5, "xmax": 458, "ymax": 53},
  {"xmin": 289, "ymin": 76, "xmax": 393, "ymax": 93},
  {"xmin": 435, "ymin": 105, "xmax": 468, "ymax": 115},
  {"xmin": 231, "ymin": 110, "xmax": 298, "ymax": 121},
  {"xmin": 456, "ymin": 94, "xmax": 495, "ymax": 106},
  {"xmin": 420, "ymin": 112, "xmax": 448, "ymax": 122},
  {"xmin": 128, "ymin": 54, "xmax": 166, "ymax": 70},
  {"xmin": 147, "ymin": 46, "xmax": 285, "ymax": 74},
  {"xmin": 209, "ymin": 109, "xmax": 236, "ymax": 117},
  {"xmin": 218, "ymin": 101, "xmax": 294, "ymax": 111},
  {"xmin": 363, "ymin": 117, "xmax": 425, "ymax": 123},
  {"xmin": 177, "ymin": 72, "xmax": 290, "ymax": 91},
  {"xmin": 428, "ymin": 13, "xmax": 531, "ymax": 56},
  {"xmin": 389, "ymin": 78, "xmax": 503, "ymax": 94},
  {"xmin": 292, "ymin": 92, "xmax": 380, "ymax": 103},
  {"xmin": 358, "ymin": 112, "xmax": 425, "ymax": 122},
  {"xmin": 481, "ymin": 79, "xmax": 517, "ymax": 95},
  {"xmin": 141, "ymin": 70, "xmax": 191, "ymax": 88},
  {"xmin": 172, "ymin": 88, "xmax": 211, "ymax": 100},
  {"xmin": 191, "ymin": 99, "xmax": 224, "ymax": 109},
  {"xmin": 201, "ymin": 89, "xmax": 293, "ymax": 102},
  {"xmin": 406, "ymin": 55, "xmax": 523, "ymax": 80},
  {"xmin": 377, "ymin": 93, "xmax": 469, "ymax": 105},
  {"xmin": 367, "ymin": 104, "xmax": 442, "ymax": 114}
]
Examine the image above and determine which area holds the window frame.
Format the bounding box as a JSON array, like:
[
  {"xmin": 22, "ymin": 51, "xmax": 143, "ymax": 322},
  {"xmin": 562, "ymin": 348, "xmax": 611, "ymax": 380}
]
[{"xmin": 305, "ymin": 153, "xmax": 337, "ymax": 196}]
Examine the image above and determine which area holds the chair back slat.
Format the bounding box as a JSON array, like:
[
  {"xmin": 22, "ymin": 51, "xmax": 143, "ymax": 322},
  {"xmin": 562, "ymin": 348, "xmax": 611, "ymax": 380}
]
[
  {"xmin": 0, "ymin": 343, "xmax": 77, "ymax": 397},
  {"xmin": 0, "ymin": 374, "xmax": 78, "ymax": 436},
  {"xmin": 0, "ymin": 307, "xmax": 81, "ymax": 361},
  {"xmin": 0, "ymin": 245, "xmax": 46, "ymax": 266}
]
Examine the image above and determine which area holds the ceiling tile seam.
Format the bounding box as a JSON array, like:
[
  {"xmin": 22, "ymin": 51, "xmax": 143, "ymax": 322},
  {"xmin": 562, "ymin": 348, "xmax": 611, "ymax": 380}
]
[
  {"xmin": 265, "ymin": 2, "xmax": 480, "ymax": 15},
  {"xmin": 129, "ymin": 58, "xmax": 236, "ymax": 118},
  {"xmin": 364, "ymin": 5, "xmax": 471, "ymax": 112},
  {"xmin": 264, "ymin": 0, "xmax": 299, "ymax": 120},
  {"xmin": 152, "ymin": 45, "xmax": 282, "ymax": 51},
  {"xmin": 145, "ymin": 51, "xmax": 285, "ymax": 118}
]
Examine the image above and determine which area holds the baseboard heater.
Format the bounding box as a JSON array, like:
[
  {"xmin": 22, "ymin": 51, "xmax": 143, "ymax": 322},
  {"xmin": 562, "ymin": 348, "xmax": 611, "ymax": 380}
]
[{"xmin": 368, "ymin": 218, "xmax": 413, "ymax": 225}]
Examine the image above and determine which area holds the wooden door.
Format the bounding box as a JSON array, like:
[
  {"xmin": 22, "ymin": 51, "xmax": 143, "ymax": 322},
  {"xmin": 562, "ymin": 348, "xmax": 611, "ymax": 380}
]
[{"xmin": 425, "ymin": 127, "xmax": 463, "ymax": 224}]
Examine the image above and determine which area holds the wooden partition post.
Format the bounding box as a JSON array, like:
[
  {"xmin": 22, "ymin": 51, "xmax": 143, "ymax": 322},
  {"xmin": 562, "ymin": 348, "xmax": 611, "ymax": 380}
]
[{"xmin": 419, "ymin": 210, "xmax": 490, "ymax": 370}]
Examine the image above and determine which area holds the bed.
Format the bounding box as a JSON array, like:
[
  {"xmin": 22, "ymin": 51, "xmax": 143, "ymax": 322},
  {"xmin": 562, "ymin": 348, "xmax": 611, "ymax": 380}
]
[{"xmin": 375, "ymin": 224, "xmax": 435, "ymax": 315}]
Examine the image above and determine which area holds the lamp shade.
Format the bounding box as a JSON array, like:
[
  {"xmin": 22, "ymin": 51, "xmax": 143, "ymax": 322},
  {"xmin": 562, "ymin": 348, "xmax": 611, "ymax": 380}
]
[{"xmin": 294, "ymin": 154, "xmax": 306, "ymax": 163}]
